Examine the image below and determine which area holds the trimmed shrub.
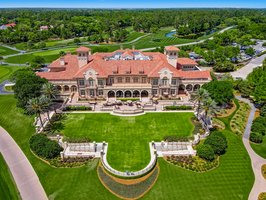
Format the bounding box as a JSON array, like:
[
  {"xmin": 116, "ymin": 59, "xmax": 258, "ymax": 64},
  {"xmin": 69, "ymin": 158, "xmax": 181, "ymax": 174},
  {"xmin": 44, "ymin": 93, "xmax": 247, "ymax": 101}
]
[
  {"xmin": 211, "ymin": 131, "xmax": 227, "ymax": 141},
  {"xmin": 64, "ymin": 106, "xmax": 92, "ymax": 111},
  {"xmin": 251, "ymin": 116, "xmax": 266, "ymax": 136},
  {"xmin": 250, "ymin": 132, "xmax": 263, "ymax": 143},
  {"xmin": 204, "ymin": 135, "xmax": 227, "ymax": 155},
  {"xmin": 29, "ymin": 134, "xmax": 63, "ymax": 159},
  {"xmin": 260, "ymin": 105, "xmax": 266, "ymax": 117},
  {"xmin": 164, "ymin": 105, "xmax": 192, "ymax": 110},
  {"xmin": 196, "ymin": 144, "xmax": 215, "ymax": 161}
]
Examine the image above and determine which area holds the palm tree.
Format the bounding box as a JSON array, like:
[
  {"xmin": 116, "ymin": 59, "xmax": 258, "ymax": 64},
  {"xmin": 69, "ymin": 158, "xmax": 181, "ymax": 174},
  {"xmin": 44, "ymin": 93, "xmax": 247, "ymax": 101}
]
[
  {"xmin": 27, "ymin": 97, "xmax": 44, "ymax": 128},
  {"xmin": 42, "ymin": 83, "xmax": 59, "ymax": 113},
  {"xmin": 192, "ymin": 88, "xmax": 210, "ymax": 119},
  {"xmin": 39, "ymin": 95, "xmax": 52, "ymax": 123},
  {"xmin": 202, "ymin": 97, "xmax": 219, "ymax": 127}
]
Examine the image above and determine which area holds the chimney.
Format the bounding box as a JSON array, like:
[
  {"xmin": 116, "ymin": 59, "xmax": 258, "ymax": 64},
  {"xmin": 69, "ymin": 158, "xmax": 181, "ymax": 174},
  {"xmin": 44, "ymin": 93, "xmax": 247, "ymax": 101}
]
[
  {"xmin": 60, "ymin": 57, "xmax": 65, "ymax": 66},
  {"xmin": 120, "ymin": 45, "xmax": 123, "ymax": 50},
  {"xmin": 132, "ymin": 45, "xmax": 135, "ymax": 50}
]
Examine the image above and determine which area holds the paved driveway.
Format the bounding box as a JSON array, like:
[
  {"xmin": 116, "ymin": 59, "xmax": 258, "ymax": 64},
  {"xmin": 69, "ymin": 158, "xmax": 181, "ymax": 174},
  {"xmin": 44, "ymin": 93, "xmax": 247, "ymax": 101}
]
[
  {"xmin": 0, "ymin": 127, "xmax": 48, "ymax": 200},
  {"xmin": 231, "ymin": 54, "xmax": 266, "ymax": 79}
]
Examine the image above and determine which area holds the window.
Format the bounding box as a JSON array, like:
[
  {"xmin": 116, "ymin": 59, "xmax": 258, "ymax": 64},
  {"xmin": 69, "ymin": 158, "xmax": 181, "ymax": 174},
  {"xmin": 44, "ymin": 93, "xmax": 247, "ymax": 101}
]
[
  {"xmin": 133, "ymin": 77, "xmax": 139, "ymax": 83},
  {"xmin": 98, "ymin": 90, "xmax": 103, "ymax": 96},
  {"xmin": 109, "ymin": 77, "xmax": 114, "ymax": 84},
  {"xmin": 171, "ymin": 89, "xmax": 176, "ymax": 95},
  {"xmin": 126, "ymin": 77, "xmax": 130, "ymax": 83},
  {"xmin": 171, "ymin": 79, "xmax": 177, "ymax": 85},
  {"xmin": 152, "ymin": 89, "xmax": 157, "ymax": 95},
  {"xmin": 79, "ymin": 80, "xmax": 85, "ymax": 86},
  {"xmin": 98, "ymin": 80, "xmax": 103, "ymax": 85},
  {"xmin": 162, "ymin": 77, "xmax": 168, "ymax": 85},
  {"xmin": 90, "ymin": 90, "xmax": 94, "ymax": 96},
  {"xmin": 142, "ymin": 77, "xmax": 146, "ymax": 83},
  {"xmin": 117, "ymin": 77, "xmax": 123, "ymax": 83},
  {"xmin": 89, "ymin": 78, "xmax": 94, "ymax": 86},
  {"xmin": 80, "ymin": 90, "xmax": 85, "ymax": 96},
  {"xmin": 152, "ymin": 79, "xmax": 158, "ymax": 85}
]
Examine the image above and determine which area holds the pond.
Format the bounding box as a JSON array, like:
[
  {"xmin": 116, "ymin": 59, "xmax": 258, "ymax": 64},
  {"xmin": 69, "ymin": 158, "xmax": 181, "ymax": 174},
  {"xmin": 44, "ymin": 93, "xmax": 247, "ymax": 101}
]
[{"xmin": 165, "ymin": 31, "xmax": 176, "ymax": 38}]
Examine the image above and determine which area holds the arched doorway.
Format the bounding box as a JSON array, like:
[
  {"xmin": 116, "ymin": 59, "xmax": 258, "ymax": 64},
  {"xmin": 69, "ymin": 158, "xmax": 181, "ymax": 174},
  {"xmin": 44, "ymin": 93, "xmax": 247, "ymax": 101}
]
[
  {"xmin": 56, "ymin": 85, "xmax": 62, "ymax": 92},
  {"xmin": 133, "ymin": 90, "xmax": 140, "ymax": 97},
  {"xmin": 193, "ymin": 84, "xmax": 200, "ymax": 91},
  {"xmin": 178, "ymin": 84, "xmax": 185, "ymax": 94},
  {"xmin": 116, "ymin": 90, "xmax": 123, "ymax": 98},
  {"xmin": 108, "ymin": 91, "xmax": 115, "ymax": 98},
  {"xmin": 64, "ymin": 85, "xmax": 69, "ymax": 92},
  {"xmin": 186, "ymin": 84, "xmax": 193, "ymax": 91},
  {"xmin": 124, "ymin": 90, "xmax": 132, "ymax": 98},
  {"xmin": 71, "ymin": 85, "xmax": 77, "ymax": 92},
  {"xmin": 141, "ymin": 90, "xmax": 148, "ymax": 97}
]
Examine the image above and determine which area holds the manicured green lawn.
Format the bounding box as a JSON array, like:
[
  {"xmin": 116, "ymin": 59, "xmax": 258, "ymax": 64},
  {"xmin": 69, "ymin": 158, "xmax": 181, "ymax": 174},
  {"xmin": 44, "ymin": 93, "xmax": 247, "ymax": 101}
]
[
  {"xmin": 0, "ymin": 95, "xmax": 254, "ymax": 200},
  {"xmin": 0, "ymin": 66, "xmax": 21, "ymax": 82},
  {"xmin": 251, "ymin": 135, "xmax": 266, "ymax": 159},
  {"xmin": 0, "ymin": 46, "xmax": 18, "ymax": 56},
  {"xmin": 4, "ymin": 48, "xmax": 77, "ymax": 64},
  {"xmin": 62, "ymin": 113, "xmax": 194, "ymax": 171},
  {"xmin": 0, "ymin": 154, "xmax": 20, "ymax": 200}
]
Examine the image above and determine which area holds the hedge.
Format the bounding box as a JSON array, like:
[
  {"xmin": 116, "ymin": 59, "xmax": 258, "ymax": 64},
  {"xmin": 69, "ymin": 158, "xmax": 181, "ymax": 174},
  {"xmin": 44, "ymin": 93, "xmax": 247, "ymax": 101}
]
[
  {"xmin": 196, "ymin": 144, "xmax": 215, "ymax": 161},
  {"xmin": 29, "ymin": 134, "xmax": 63, "ymax": 159},
  {"xmin": 64, "ymin": 105, "xmax": 92, "ymax": 111},
  {"xmin": 164, "ymin": 105, "xmax": 193, "ymax": 110},
  {"xmin": 116, "ymin": 98, "xmax": 140, "ymax": 102}
]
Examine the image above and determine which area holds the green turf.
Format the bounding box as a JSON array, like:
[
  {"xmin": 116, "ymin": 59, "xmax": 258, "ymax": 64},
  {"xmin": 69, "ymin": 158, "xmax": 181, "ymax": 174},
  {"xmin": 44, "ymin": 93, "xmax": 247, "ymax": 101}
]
[
  {"xmin": 250, "ymin": 135, "xmax": 266, "ymax": 159},
  {"xmin": 0, "ymin": 66, "xmax": 21, "ymax": 83},
  {"xmin": 0, "ymin": 46, "xmax": 18, "ymax": 56},
  {"xmin": 62, "ymin": 113, "xmax": 194, "ymax": 171},
  {"xmin": 4, "ymin": 48, "xmax": 77, "ymax": 64},
  {"xmin": 0, "ymin": 95, "xmax": 254, "ymax": 200},
  {"xmin": 0, "ymin": 154, "xmax": 20, "ymax": 200}
]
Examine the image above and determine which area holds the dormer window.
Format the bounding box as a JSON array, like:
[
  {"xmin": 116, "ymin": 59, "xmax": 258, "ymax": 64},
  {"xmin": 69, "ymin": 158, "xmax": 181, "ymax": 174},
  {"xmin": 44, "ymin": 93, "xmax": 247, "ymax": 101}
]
[
  {"xmin": 139, "ymin": 70, "xmax": 144, "ymax": 74},
  {"xmin": 126, "ymin": 71, "xmax": 131, "ymax": 74}
]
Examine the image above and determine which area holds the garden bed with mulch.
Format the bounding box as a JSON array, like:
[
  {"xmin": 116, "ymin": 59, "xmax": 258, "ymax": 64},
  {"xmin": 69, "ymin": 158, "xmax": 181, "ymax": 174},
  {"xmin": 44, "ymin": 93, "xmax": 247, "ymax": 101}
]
[
  {"xmin": 165, "ymin": 155, "xmax": 219, "ymax": 172},
  {"xmin": 97, "ymin": 164, "xmax": 159, "ymax": 199}
]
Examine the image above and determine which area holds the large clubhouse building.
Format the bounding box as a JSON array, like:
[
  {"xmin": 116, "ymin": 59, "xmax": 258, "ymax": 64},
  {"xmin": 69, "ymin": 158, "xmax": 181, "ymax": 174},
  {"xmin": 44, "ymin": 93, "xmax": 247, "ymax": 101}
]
[{"xmin": 37, "ymin": 46, "xmax": 211, "ymax": 99}]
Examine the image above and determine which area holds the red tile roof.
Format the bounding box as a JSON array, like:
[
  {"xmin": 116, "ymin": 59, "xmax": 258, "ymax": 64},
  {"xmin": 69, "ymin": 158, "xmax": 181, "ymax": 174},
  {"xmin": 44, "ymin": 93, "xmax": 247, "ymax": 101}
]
[
  {"xmin": 165, "ymin": 46, "xmax": 180, "ymax": 51},
  {"xmin": 36, "ymin": 47, "xmax": 210, "ymax": 81},
  {"xmin": 76, "ymin": 46, "xmax": 91, "ymax": 52},
  {"xmin": 177, "ymin": 58, "xmax": 198, "ymax": 65}
]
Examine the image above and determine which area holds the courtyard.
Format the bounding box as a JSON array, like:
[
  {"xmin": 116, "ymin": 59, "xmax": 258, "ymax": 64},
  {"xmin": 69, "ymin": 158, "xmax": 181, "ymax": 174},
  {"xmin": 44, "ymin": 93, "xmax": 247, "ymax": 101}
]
[{"xmin": 62, "ymin": 112, "xmax": 194, "ymax": 171}]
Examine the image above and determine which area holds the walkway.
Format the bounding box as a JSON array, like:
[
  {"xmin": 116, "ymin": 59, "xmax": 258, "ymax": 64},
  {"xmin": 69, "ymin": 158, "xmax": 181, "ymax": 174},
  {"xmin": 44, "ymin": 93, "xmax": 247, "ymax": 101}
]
[
  {"xmin": 0, "ymin": 127, "xmax": 48, "ymax": 200},
  {"xmin": 231, "ymin": 53, "xmax": 266, "ymax": 80},
  {"xmin": 236, "ymin": 96, "xmax": 266, "ymax": 200}
]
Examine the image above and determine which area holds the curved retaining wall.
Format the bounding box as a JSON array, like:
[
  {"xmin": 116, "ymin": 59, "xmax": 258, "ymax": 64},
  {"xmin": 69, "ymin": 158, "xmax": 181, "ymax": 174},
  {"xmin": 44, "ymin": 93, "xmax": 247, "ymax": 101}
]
[{"xmin": 101, "ymin": 142, "xmax": 157, "ymax": 178}]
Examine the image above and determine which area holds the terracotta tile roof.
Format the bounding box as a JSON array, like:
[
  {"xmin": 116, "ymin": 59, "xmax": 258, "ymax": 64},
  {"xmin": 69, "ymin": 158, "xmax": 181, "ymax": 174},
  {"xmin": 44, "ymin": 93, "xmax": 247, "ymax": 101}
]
[
  {"xmin": 177, "ymin": 58, "xmax": 198, "ymax": 65},
  {"xmin": 76, "ymin": 46, "xmax": 90, "ymax": 52},
  {"xmin": 179, "ymin": 70, "xmax": 211, "ymax": 79},
  {"xmin": 36, "ymin": 47, "xmax": 210, "ymax": 81},
  {"xmin": 165, "ymin": 46, "xmax": 180, "ymax": 51},
  {"xmin": 5, "ymin": 23, "xmax": 16, "ymax": 27}
]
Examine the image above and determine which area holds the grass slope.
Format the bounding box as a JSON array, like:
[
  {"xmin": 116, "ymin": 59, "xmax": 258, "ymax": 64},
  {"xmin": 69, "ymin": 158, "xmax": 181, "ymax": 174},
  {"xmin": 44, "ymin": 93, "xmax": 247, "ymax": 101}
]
[
  {"xmin": 0, "ymin": 95, "xmax": 254, "ymax": 200},
  {"xmin": 0, "ymin": 154, "xmax": 20, "ymax": 200},
  {"xmin": 0, "ymin": 46, "xmax": 18, "ymax": 56},
  {"xmin": 62, "ymin": 113, "xmax": 194, "ymax": 171}
]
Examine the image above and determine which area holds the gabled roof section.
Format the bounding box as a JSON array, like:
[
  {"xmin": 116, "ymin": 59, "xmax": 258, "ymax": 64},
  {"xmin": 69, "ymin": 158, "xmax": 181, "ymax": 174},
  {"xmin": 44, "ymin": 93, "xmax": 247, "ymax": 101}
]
[
  {"xmin": 165, "ymin": 46, "xmax": 180, "ymax": 51},
  {"xmin": 177, "ymin": 58, "xmax": 198, "ymax": 65}
]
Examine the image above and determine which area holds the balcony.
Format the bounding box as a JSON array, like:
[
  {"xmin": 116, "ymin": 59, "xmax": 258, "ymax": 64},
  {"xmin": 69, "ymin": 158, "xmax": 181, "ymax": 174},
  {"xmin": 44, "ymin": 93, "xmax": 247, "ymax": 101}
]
[{"xmin": 105, "ymin": 83, "xmax": 152, "ymax": 90}]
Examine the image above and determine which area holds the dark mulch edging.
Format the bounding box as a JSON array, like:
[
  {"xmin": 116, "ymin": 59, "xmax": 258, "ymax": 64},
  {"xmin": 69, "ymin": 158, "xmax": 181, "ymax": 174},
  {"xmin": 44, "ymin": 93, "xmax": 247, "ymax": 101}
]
[{"xmin": 97, "ymin": 164, "xmax": 159, "ymax": 199}]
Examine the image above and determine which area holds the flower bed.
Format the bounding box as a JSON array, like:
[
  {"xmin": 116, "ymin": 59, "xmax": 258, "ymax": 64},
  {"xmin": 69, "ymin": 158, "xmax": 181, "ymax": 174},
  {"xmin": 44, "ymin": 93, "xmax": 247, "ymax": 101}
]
[
  {"xmin": 262, "ymin": 164, "xmax": 266, "ymax": 179},
  {"xmin": 116, "ymin": 98, "xmax": 140, "ymax": 102},
  {"xmin": 49, "ymin": 156, "xmax": 94, "ymax": 168},
  {"xmin": 230, "ymin": 101, "xmax": 250, "ymax": 135},
  {"xmin": 165, "ymin": 155, "xmax": 219, "ymax": 172}
]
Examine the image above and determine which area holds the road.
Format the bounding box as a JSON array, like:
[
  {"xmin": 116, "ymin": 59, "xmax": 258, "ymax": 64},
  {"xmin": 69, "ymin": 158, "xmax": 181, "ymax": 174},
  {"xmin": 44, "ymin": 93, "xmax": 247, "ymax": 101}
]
[
  {"xmin": 0, "ymin": 126, "xmax": 48, "ymax": 200},
  {"xmin": 236, "ymin": 96, "xmax": 266, "ymax": 200}
]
